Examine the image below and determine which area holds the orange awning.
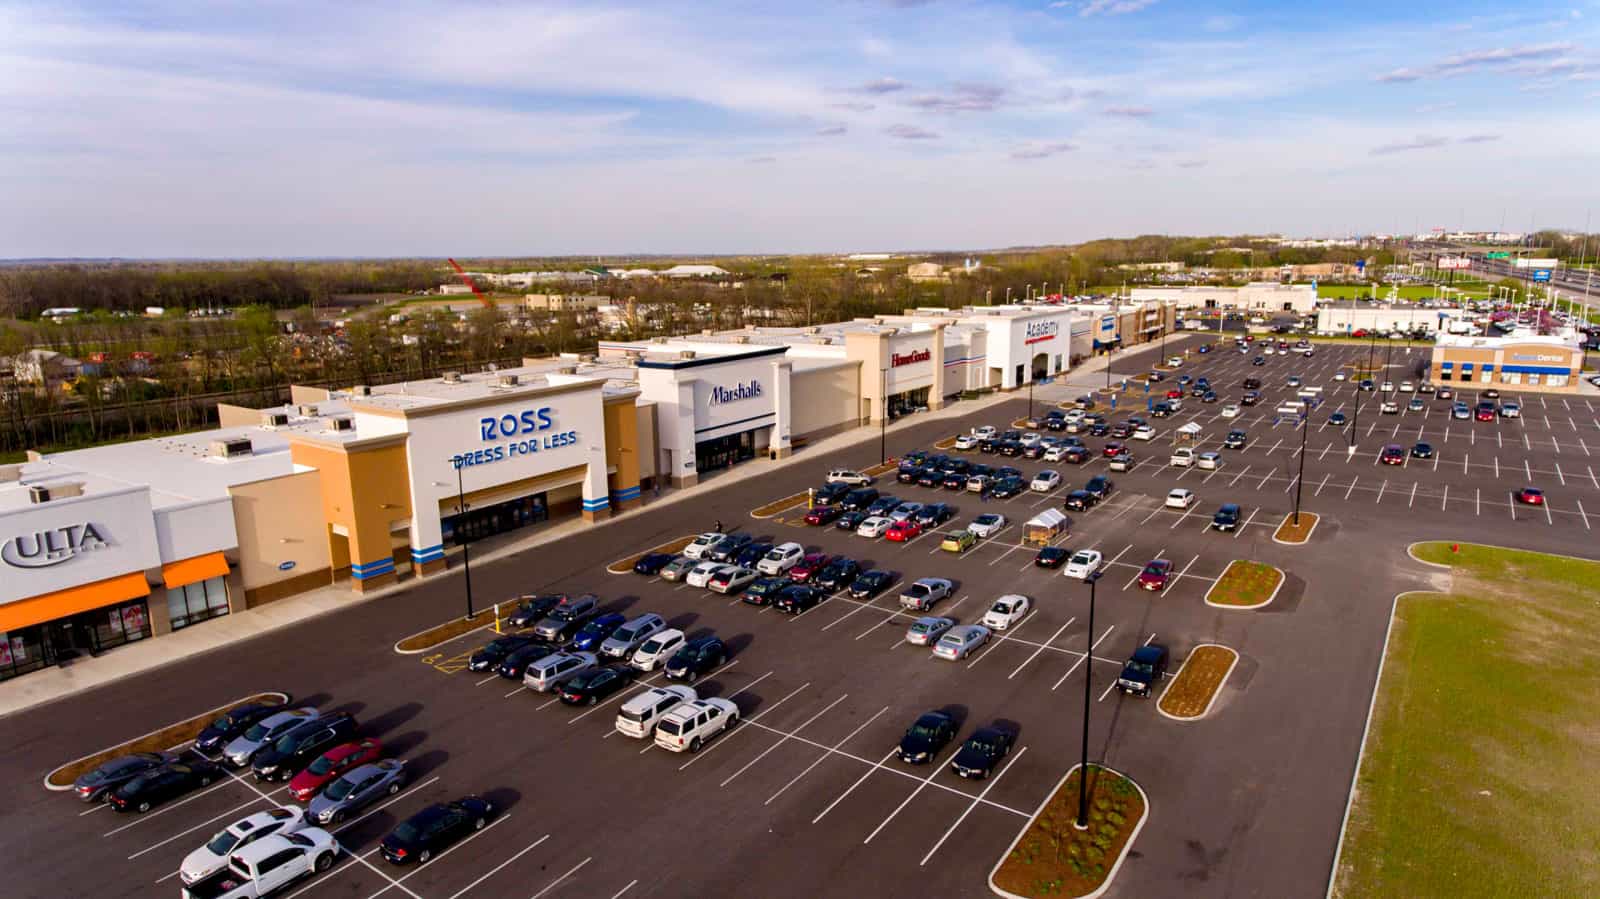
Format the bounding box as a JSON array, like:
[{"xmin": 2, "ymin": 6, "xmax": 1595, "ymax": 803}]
[
  {"xmin": 161, "ymin": 552, "xmax": 230, "ymax": 590},
  {"xmin": 0, "ymin": 571, "xmax": 151, "ymax": 632}
]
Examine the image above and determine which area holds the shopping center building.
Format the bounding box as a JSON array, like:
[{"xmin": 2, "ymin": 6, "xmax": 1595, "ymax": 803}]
[{"xmin": 1428, "ymin": 331, "xmax": 1588, "ymax": 392}]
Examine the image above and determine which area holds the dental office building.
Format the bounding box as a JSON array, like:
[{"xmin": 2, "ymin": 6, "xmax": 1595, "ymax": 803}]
[{"xmin": 1429, "ymin": 331, "xmax": 1587, "ymax": 393}]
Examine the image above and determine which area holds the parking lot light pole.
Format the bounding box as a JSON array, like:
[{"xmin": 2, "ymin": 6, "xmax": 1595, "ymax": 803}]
[
  {"xmin": 1076, "ymin": 569, "xmax": 1103, "ymax": 830},
  {"xmin": 1295, "ymin": 399, "xmax": 1309, "ymax": 524},
  {"xmin": 880, "ymin": 368, "xmax": 889, "ymax": 465},
  {"xmin": 449, "ymin": 461, "xmax": 476, "ymax": 620}
]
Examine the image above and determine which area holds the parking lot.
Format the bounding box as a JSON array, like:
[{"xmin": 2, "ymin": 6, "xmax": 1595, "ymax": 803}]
[{"xmin": 7, "ymin": 333, "xmax": 1599, "ymax": 899}]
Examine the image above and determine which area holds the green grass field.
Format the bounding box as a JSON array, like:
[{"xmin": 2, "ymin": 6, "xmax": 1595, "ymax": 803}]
[
  {"xmin": 1316, "ymin": 285, "xmax": 1445, "ymax": 300},
  {"xmin": 1333, "ymin": 542, "xmax": 1600, "ymax": 898}
]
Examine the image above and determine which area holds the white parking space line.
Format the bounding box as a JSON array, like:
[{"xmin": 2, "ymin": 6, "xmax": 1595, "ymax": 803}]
[
  {"xmin": 1590, "ymin": 466, "xmax": 1600, "ymax": 490},
  {"xmin": 1257, "ymin": 468, "xmax": 1274, "ymax": 489},
  {"xmin": 504, "ymin": 684, "xmax": 526, "ymax": 698},
  {"xmin": 764, "ymin": 706, "xmax": 890, "ymax": 806},
  {"xmin": 102, "ymin": 777, "xmax": 241, "ymax": 837},
  {"xmin": 1545, "ymin": 499, "xmax": 1554, "ymax": 525},
  {"xmin": 611, "ymin": 880, "xmax": 640, "ymax": 899},
  {"xmin": 679, "ymin": 681, "xmax": 810, "ymax": 770},
  {"xmin": 528, "ymin": 857, "xmax": 593, "ymax": 899},
  {"xmin": 719, "ymin": 694, "xmax": 849, "ymax": 787},
  {"xmin": 917, "ymin": 746, "xmax": 1029, "ymax": 867},
  {"xmin": 862, "ymin": 744, "xmax": 967, "ymax": 845},
  {"xmin": 1555, "ymin": 462, "xmax": 1566, "ymax": 486},
  {"xmin": 474, "ymin": 673, "xmax": 499, "ymax": 687},
  {"xmin": 1553, "ymin": 435, "xmax": 1562, "ymax": 455},
  {"xmin": 1051, "ymin": 626, "xmax": 1116, "ymax": 691},
  {"xmin": 281, "ymin": 848, "xmax": 381, "ymax": 899},
  {"xmin": 812, "ymin": 748, "xmax": 898, "ymax": 824},
  {"xmin": 1494, "ymin": 457, "xmax": 1500, "ymax": 478},
  {"xmin": 1525, "ymin": 459, "xmax": 1533, "ymax": 481},
  {"xmin": 1315, "ymin": 473, "xmax": 1330, "ymax": 496},
  {"xmin": 1476, "ymin": 488, "xmax": 1482, "ymax": 515},
  {"xmin": 1008, "ymin": 616, "xmax": 1076, "ymax": 680},
  {"xmin": 1230, "ymin": 465, "xmax": 1251, "ymax": 486},
  {"xmin": 1345, "ymin": 476, "xmax": 1359, "ymax": 500},
  {"xmin": 1375, "ymin": 480, "xmax": 1387, "ymax": 503},
  {"xmin": 1409, "ymin": 481, "xmax": 1417, "ymax": 508},
  {"xmin": 1581, "ymin": 438, "xmax": 1591, "ymax": 457},
  {"xmin": 441, "ymin": 835, "xmax": 551, "ymax": 899},
  {"xmin": 1578, "ymin": 500, "xmax": 1591, "ymax": 531}
]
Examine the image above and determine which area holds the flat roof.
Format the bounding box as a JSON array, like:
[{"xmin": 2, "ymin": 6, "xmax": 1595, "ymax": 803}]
[{"xmin": 1434, "ymin": 331, "xmax": 1583, "ymax": 350}]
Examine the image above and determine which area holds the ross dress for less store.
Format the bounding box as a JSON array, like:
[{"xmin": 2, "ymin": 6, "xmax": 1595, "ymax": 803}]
[{"xmin": 0, "ymin": 305, "xmax": 1091, "ymax": 682}]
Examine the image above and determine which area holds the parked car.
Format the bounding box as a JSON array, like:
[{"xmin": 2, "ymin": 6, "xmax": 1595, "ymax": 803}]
[
  {"xmin": 193, "ymin": 705, "xmax": 282, "ymax": 759},
  {"xmin": 1116, "ymin": 645, "xmax": 1169, "ymax": 697},
  {"xmin": 736, "ymin": 542, "xmax": 774, "ymax": 568},
  {"xmin": 1380, "ymin": 444, "xmax": 1406, "ymax": 465},
  {"xmin": 681, "ymin": 532, "xmax": 724, "ymax": 560},
  {"xmin": 179, "ymin": 807, "xmax": 310, "ymax": 887},
  {"xmin": 848, "ymin": 569, "xmax": 896, "ymax": 598},
  {"xmin": 835, "ymin": 509, "xmax": 871, "ymax": 531},
  {"xmin": 982, "ymin": 594, "xmax": 1030, "ymax": 630},
  {"xmin": 1035, "ymin": 546, "xmax": 1069, "ymax": 569},
  {"xmin": 1164, "ymin": 488, "xmax": 1196, "ymax": 509},
  {"xmin": 904, "ymin": 616, "xmax": 955, "ymax": 646},
  {"xmin": 950, "ymin": 726, "xmax": 1015, "ymax": 779},
  {"xmin": 380, "ymin": 797, "xmax": 496, "ymax": 865},
  {"xmin": 533, "ymin": 594, "xmax": 600, "ymax": 642},
  {"xmin": 812, "ymin": 483, "xmax": 851, "ymax": 506},
  {"xmin": 826, "ymin": 469, "xmax": 873, "ymax": 486},
  {"xmin": 706, "ymin": 533, "xmax": 753, "ymax": 563},
  {"xmin": 74, "ymin": 751, "xmax": 178, "ymax": 802},
  {"xmin": 840, "ymin": 488, "xmax": 880, "ymax": 511},
  {"xmin": 932, "ymin": 625, "xmax": 990, "ymax": 660},
  {"xmin": 664, "ymin": 636, "xmax": 728, "ymax": 682},
  {"xmin": 659, "ymin": 555, "xmax": 698, "ymax": 582},
  {"xmin": 899, "ymin": 577, "xmax": 954, "ymax": 611},
  {"xmin": 110, "ymin": 760, "xmax": 223, "ymax": 813},
  {"xmin": 913, "ymin": 503, "xmax": 954, "ymax": 528},
  {"xmin": 523, "ymin": 651, "xmax": 599, "ymax": 692},
  {"xmin": 1211, "ymin": 503, "xmax": 1242, "ymax": 532},
  {"xmin": 288, "ymin": 738, "xmax": 382, "ymax": 802},
  {"xmin": 968, "ymin": 513, "xmax": 1007, "ymax": 538},
  {"xmin": 1108, "ymin": 451, "xmax": 1134, "ymax": 471},
  {"xmin": 495, "ymin": 642, "xmax": 551, "ymax": 680},
  {"xmin": 885, "ymin": 519, "xmax": 923, "ymax": 542},
  {"xmin": 629, "ymin": 628, "xmax": 687, "ymax": 671},
  {"xmin": 654, "ymin": 698, "xmax": 740, "ymax": 753},
  {"xmin": 307, "ymin": 760, "xmax": 406, "ymax": 825},
  {"xmin": 568, "ymin": 612, "xmax": 627, "ymax": 653},
  {"xmin": 940, "ymin": 529, "xmax": 977, "ymax": 553},
  {"xmin": 1063, "ymin": 549, "xmax": 1103, "ymax": 580},
  {"xmin": 1137, "ymin": 559, "xmax": 1173, "ymax": 591},
  {"xmin": 813, "ymin": 558, "xmax": 862, "ymax": 592},
  {"xmin": 223, "ymin": 708, "xmax": 319, "ymax": 769},
  {"xmin": 684, "ymin": 561, "xmax": 725, "ymax": 589},
  {"xmin": 614, "ymin": 685, "xmax": 697, "ymax": 739},
  {"xmin": 1029, "ymin": 470, "xmax": 1062, "ymax": 492},
  {"xmin": 804, "ymin": 504, "xmax": 843, "ymax": 526},
  {"xmin": 1517, "ymin": 486, "xmax": 1545, "ymax": 505},
  {"xmin": 1063, "ymin": 489, "xmax": 1095, "ymax": 512},
  {"xmin": 1500, "ymin": 401, "xmax": 1521, "ymax": 419},
  {"xmin": 182, "ymin": 827, "xmax": 337, "ymax": 898},
  {"xmin": 856, "ymin": 516, "xmax": 894, "ymax": 538},
  {"xmin": 599, "ymin": 613, "xmax": 667, "ymax": 660},
  {"xmin": 757, "ymin": 542, "xmax": 806, "ymax": 574},
  {"xmin": 557, "ymin": 664, "xmax": 637, "ymax": 706},
  {"xmin": 897, "ymin": 710, "xmax": 958, "ymax": 764},
  {"xmin": 505, "ymin": 594, "xmax": 564, "ymax": 627},
  {"xmin": 1411, "ymin": 442, "xmax": 1434, "ymax": 459},
  {"xmin": 631, "ymin": 553, "xmax": 676, "ymax": 576},
  {"xmin": 708, "ymin": 566, "xmax": 758, "ymax": 594},
  {"xmin": 773, "ymin": 584, "xmax": 827, "ymax": 614},
  {"xmin": 1197, "ymin": 451, "xmax": 1222, "ymax": 470}
]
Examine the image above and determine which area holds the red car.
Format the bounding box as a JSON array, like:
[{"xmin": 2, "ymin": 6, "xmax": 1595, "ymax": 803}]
[
  {"xmin": 288, "ymin": 738, "xmax": 382, "ymax": 802},
  {"xmin": 1102, "ymin": 441, "xmax": 1125, "ymax": 458},
  {"xmin": 788, "ymin": 552, "xmax": 833, "ymax": 582},
  {"xmin": 885, "ymin": 519, "xmax": 923, "ymax": 542},
  {"xmin": 1517, "ymin": 486, "xmax": 1545, "ymax": 505},
  {"xmin": 1379, "ymin": 445, "xmax": 1405, "ymax": 465},
  {"xmin": 1475, "ymin": 407, "xmax": 1495, "ymax": 422},
  {"xmin": 1137, "ymin": 559, "xmax": 1173, "ymax": 592},
  {"xmin": 1165, "ymin": 389, "xmax": 1183, "ymax": 399},
  {"xmin": 804, "ymin": 505, "xmax": 842, "ymax": 526}
]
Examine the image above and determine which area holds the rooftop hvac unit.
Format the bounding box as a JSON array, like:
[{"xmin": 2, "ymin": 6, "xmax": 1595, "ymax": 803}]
[
  {"xmin": 804, "ymin": 326, "xmax": 821, "ymax": 335},
  {"xmin": 701, "ymin": 328, "xmax": 715, "ymax": 335},
  {"xmin": 352, "ymin": 385, "xmax": 372, "ymax": 396},
  {"xmin": 498, "ymin": 374, "xmax": 520, "ymax": 387},
  {"xmin": 49, "ymin": 481, "xmax": 85, "ymax": 499},
  {"xmin": 678, "ymin": 350, "xmax": 697, "ymax": 360},
  {"xmin": 581, "ymin": 353, "xmax": 597, "ymax": 362},
  {"xmin": 210, "ymin": 437, "xmax": 254, "ymax": 459},
  {"xmin": 734, "ymin": 336, "xmax": 749, "ymax": 344},
  {"xmin": 261, "ymin": 411, "xmax": 289, "ymax": 428},
  {"xmin": 325, "ymin": 417, "xmax": 354, "ymax": 433},
  {"xmin": 557, "ymin": 365, "xmax": 578, "ymax": 374},
  {"xmin": 441, "ymin": 371, "xmax": 462, "ymax": 383},
  {"xmin": 297, "ymin": 404, "xmax": 319, "ymax": 417},
  {"xmin": 27, "ymin": 484, "xmax": 50, "ymax": 504}
]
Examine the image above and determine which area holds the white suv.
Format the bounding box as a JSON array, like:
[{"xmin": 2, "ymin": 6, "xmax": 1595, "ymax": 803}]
[
  {"xmin": 827, "ymin": 470, "xmax": 873, "ymax": 486},
  {"xmin": 653, "ymin": 698, "xmax": 739, "ymax": 753},
  {"xmin": 615, "ymin": 685, "xmax": 697, "ymax": 739},
  {"xmin": 756, "ymin": 542, "xmax": 805, "ymax": 575},
  {"xmin": 1169, "ymin": 448, "xmax": 1195, "ymax": 468}
]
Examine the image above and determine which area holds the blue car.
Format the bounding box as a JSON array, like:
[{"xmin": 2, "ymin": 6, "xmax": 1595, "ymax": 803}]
[
  {"xmin": 568, "ymin": 612, "xmax": 627, "ymax": 652},
  {"xmin": 632, "ymin": 553, "xmax": 676, "ymax": 576},
  {"xmin": 1328, "ymin": 412, "xmax": 1347, "ymax": 426},
  {"xmin": 736, "ymin": 542, "xmax": 774, "ymax": 568}
]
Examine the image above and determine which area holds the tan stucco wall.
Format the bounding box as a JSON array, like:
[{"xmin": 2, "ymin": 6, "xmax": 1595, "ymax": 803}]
[
  {"xmin": 216, "ymin": 404, "xmax": 261, "ymax": 428},
  {"xmin": 228, "ymin": 470, "xmax": 333, "ymax": 602},
  {"xmin": 290, "ymin": 439, "xmax": 413, "ymax": 574},
  {"xmin": 791, "ymin": 364, "xmax": 860, "ymax": 439},
  {"xmin": 290, "ymin": 385, "xmax": 332, "ymax": 405},
  {"xmin": 633, "ymin": 403, "xmax": 658, "ymax": 484},
  {"xmin": 603, "ymin": 398, "xmax": 641, "ymax": 499}
]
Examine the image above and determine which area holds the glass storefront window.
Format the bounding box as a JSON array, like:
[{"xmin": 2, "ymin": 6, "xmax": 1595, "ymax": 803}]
[
  {"xmin": 1548, "ymin": 375, "xmax": 1568, "ymax": 388},
  {"xmin": 1502, "ymin": 372, "xmax": 1521, "ymax": 385},
  {"xmin": 0, "ymin": 628, "xmax": 47, "ymax": 682},
  {"xmin": 168, "ymin": 576, "xmax": 229, "ymax": 630}
]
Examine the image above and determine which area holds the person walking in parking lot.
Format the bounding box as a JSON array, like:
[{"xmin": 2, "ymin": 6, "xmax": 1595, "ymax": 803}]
[{"xmin": 714, "ymin": 518, "xmax": 723, "ymax": 533}]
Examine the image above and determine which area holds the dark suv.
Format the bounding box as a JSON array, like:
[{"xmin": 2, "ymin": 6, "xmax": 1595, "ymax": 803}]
[
  {"xmin": 251, "ymin": 713, "xmax": 358, "ymax": 782},
  {"xmin": 841, "ymin": 488, "xmax": 879, "ymax": 511},
  {"xmin": 664, "ymin": 636, "xmax": 728, "ymax": 683},
  {"xmin": 1115, "ymin": 645, "xmax": 1169, "ymax": 698}
]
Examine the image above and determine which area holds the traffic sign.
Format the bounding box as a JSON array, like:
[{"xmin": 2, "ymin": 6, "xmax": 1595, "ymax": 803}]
[{"xmin": 1486, "ymin": 252, "xmax": 1509, "ymax": 260}]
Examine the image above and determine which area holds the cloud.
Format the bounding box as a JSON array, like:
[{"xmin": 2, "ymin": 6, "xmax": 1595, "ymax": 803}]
[
  {"xmin": 1369, "ymin": 134, "xmax": 1450, "ymax": 155},
  {"xmin": 1010, "ymin": 141, "xmax": 1077, "ymax": 159},
  {"xmin": 746, "ymin": 156, "xmax": 777, "ymax": 163},
  {"xmin": 1458, "ymin": 133, "xmax": 1501, "ymax": 144},
  {"xmin": 1078, "ymin": 0, "xmax": 1158, "ymax": 16},
  {"xmin": 1414, "ymin": 101, "xmax": 1458, "ymax": 113},
  {"xmin": 886, "ymin": 124, "xmax": 939, "ymax": 140},
  {"xmin": 1202, "ymin": 15, "xmax": 1239, "ymax": 33},
  {"xmin": 816, "ymin": 124, "xmax": 848, "ymax": 136},
  {"xmin": 1176, "ymin": 159, "xmax": 1207, "ymax": 168},
  {"xmin": 905, "ymin": 82, "xmax": 1005, "ymax": 112},
  {"xmin": 1376, "ymin": 42, "xmax": 1575, "ymax": 82},
  {"xmin": 853, "ymin": 77, "xmax": 907, "ymax": 94},
  {"xmin": 827, "ymin": 101, "xmax": 876, "ymax": 111},
  {"xmin": 1103, "ymin": 105, "xmax": 1154, "ymax": 117}
]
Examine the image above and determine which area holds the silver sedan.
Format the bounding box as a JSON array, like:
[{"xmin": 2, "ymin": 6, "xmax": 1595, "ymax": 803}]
[
  {"xmin": 932, "ymin": 625, "xmax": 991, "ymax": 660},
  {"xmin": 306, "ymin": 760, "xmax": 406, "ymax": 825},
  {"xmin": 904, "ymin": 616, "xmax": 955, "ymax": 646}
]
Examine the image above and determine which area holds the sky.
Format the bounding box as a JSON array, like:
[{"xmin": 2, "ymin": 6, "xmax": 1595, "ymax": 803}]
[{"xmin": 3, "ymin": 0, "xmax": 1599, "ymax": 258}]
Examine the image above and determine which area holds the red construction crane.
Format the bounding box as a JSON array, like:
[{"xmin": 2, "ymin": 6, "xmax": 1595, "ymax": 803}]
[{"xmin": 447, "ymin": 258, "xmax": 493, "ymax": 308}]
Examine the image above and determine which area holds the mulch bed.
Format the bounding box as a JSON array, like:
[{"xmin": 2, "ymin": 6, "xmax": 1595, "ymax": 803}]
[
  {"xmin": 1207, "ymin": 560, "xmax": 1283, "ymax": 607},
  {"xmin": 751, "ymin": 493, "xmax": 809, "ymax": 519},
  {"xmin": 863, "ymin": 460, "xmax": 899, "ymax": 478},
  {"xmin": 992, "ymin": 766, "xmax": 1145, "ymax": 898},
  {"xmin": 604, "ymin": 534, "xmax": 697, "ymax": 573},
  {"xmin": 46, "ymin": 693, "xmax": 288, "ymax": 788},
  {"xmin": 395, "ymin": 607, "xmax": 500, "ymax": 652},
  {"xmin": 1158, "ymin": 645, "xmax": 1238, "ymax": 719},
  {"xmin": 1274, "ymin": 512, "xmax": 1318, "ymax": 544},
  {"xmin": 933, "ymin": 436, "xmax": 959, "ymax": 450}
]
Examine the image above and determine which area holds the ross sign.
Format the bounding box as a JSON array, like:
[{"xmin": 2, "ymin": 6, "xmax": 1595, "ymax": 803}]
[
  {"xmin": 457, "ymin": 406, "xmax": 579, "ymax": 468},
  {"xmin": 891, "ymin": 348, "xmax": 931, "ymax": 367},
  {"xmin": 1532, "ymin": 269, "xmax": 1552, "ymax": 282},
  {"xmin": 709, "ymin": 381, "xmax": 763, "ymax": 404},
  {"xmin": 1, "ymin": 523, "xmax": 113, "ymax": 569},
  {"xmin": 1024, "ymin": 320, "xmax": 1059, "ymax": 344}
]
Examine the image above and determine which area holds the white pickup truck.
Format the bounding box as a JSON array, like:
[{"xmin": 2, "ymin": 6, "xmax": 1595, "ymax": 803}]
[
  {"xmin": 1169, "ymin": 448, "xmax": 1195, "ymax": 468},
  {"xmin": 182, "ymin": 828, "xmax": 338, "ymax": 899}
]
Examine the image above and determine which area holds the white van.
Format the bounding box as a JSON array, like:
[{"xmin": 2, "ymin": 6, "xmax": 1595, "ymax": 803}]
[
  {"xmin": 630, "ymin": 628, "xmax": 686, "ymax": 672},
  {"xmin": 826, "ymin": 470, "xmax": 872, "ymax": 486},
  {"xmin": 615, "ymin": 685, "xmax": 698, "ymax": 739}
]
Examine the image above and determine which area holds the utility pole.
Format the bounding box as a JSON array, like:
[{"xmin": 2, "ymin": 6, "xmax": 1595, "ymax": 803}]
[{"xmin": 1076, "ymin": 569, "xmax": 1102, "ymax": 829}]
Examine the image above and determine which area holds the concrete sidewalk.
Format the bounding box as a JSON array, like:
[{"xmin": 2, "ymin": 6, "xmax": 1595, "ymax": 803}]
[{"xmin": 0, "ymin": 383, "xmax": 1025, "ymax": 720}]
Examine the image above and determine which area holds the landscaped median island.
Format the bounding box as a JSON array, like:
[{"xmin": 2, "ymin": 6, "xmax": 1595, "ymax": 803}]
[
  {"xmin": 45, "ymin": 692, "xmax": 289, "ymax": 789},
  {"xmin": 990, "ymin": 765, "xmax": 1146, "ymax": 899},
  {"xmin": 1273, "ymin": 511, "xmax": 1319, "ymax": 544},
  {"xmin": 750, "ymin": 492, "xmax": 809, "ymax": 519},
  {"xmin": 933, "ymin": 435, "xmax": 959, "ymax": 450},
  {"xmin": 394, "ymin": 606, "xmax": 500, "ymax": 653},
  {"xmin": 1333, "ymin": 542, "xmax": 1600, "ymax": 898},
  {"xmin": 1204, "ymin": 560, "xmax": 1284, "ymax": 609},
  {"xmin": 862, "ymin": 460, "xmax": 899, "ymax": 478},
  {"xmin": 1157, "ymin": 645, "xmax": 1238, "ymax": 720},
  {"xmin": 604, "ymin": 534, "xmax": 697, "ymax": 573}
]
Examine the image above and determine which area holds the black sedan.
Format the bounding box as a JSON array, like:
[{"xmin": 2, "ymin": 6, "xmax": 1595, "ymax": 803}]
[
  {"xmin": 898, "ymin": 711, "xmax": 957, "ymax": 764},
  {"xmin": 897, "ymin": 467, "xmax": 921, "ymax": 484},
  {"xmin": 1084, "ymin": 476, "xmax": 1114, "ymax": 501},
  {"xmin": 1063, "ymin": 490, "xmax": 1096, "ymax": 512},
  {"xmin": 73, "ymin": 751, "xmax": 178, "ymax": 802},
  {"xmin": 1035, "ymin": 546, "xmax": 1069, "ymax": 568},
  {"xmin": 1412, "ymin": 442, "xmax": 1434, "ymax": 459},
  {"xmin": 506, "ymin": 595, "xmax": 564, "ymax": 628},
  {"xmin": 381, "ymin": 797, "xmax": 496, "ymax": 865},
  {"xmin": 773, "ymin": 585, "xmax": 826, "ymax": 614},
  {"xmin": 495, "ymin": 642, "xmax": 551, "ymax": 679},
  {"xmin": 558, "ymin": 665, "xmax": 637, "ymax": 705},
  {"xmin": 813, "ymin": 558, "xmax": 862, "ymax": 592},
  {"xmin": 835, "ymin": 510, "xmax": 871, "ymax": 531},
  {"xmin": 192, "ymin": 704, "xmax": 281, "ymax": 758},
  {"xmin": 632, "ymin": 553, "xmax": 677, "ymax": 576},
  {"xmin": 469, "ymin": 635, "xmax": 538, "ymax": 672},
  {"xmin": 741, "ymin": 577, "xmax": 790, "ymax": 606},
  {"xmin": 916, "ymin": 467, "xmax": 944, "ymax": 487},
  {"xmin": 109, "ymin": 760, "xmax": 223, "ymax": 813},
  {"xmin": 914, "ymin": 503, "xmax": 954, "ymax": 528},
  {"xmin": 848, "ymin": 570, "xmax": 895, "ymax": 598},
  {"xmin": 990, "ymin": 477, "xmax": 1025, "ymax": 499},
  {"xmin": 664, "ymin": 636, "xmax": 728, "ymax": 682},
  {"xmin": 949, "ymin": 726, "xmax": 1015, "ymax": 779}
]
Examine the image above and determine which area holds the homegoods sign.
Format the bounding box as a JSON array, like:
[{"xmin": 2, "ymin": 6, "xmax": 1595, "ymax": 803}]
[{"xmin": 892, "ymin": 348, "xmax": 931, "ymax": 367}]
